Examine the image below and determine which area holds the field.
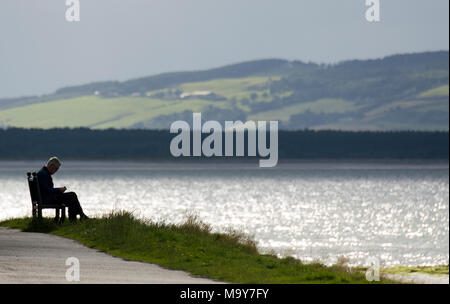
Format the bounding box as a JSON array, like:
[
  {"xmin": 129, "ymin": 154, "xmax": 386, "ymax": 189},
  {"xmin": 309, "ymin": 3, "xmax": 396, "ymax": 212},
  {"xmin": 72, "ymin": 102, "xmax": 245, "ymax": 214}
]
[
  {"xmin": 0, "ymin": 52, "xmax": 448, "ymax": 130},
  {"xmin": 248, "ymin": 98, "xmax": 359, "ymax": 122},
  {"xmin": 0, "ymin": 96, "xmax": 229, "ymax": 129}
]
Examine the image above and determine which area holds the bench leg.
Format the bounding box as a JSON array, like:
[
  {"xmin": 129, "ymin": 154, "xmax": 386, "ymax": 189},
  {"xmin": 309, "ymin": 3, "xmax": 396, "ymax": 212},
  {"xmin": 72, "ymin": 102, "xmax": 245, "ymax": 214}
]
[
  {"xmin": 54, "ymin": 208, "xmax": 60, "ymax": 223},
  {"xmin": 60, "ymin": 207, "xmax": 66, "ymax": 223}
]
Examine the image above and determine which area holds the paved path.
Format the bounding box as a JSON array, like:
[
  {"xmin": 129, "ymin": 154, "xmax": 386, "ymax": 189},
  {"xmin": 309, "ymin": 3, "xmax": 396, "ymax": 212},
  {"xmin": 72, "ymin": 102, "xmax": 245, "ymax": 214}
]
[{"xmin": 0, "ymin": 227, "xmax": 221, "ymax": 284}]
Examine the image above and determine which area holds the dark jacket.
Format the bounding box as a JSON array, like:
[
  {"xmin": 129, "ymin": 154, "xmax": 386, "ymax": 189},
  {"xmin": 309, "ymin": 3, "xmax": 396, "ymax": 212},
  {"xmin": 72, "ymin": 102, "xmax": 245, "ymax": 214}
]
[{"xmin": 36, "ymin": 166, "xmax": 60, "ymax": 204}]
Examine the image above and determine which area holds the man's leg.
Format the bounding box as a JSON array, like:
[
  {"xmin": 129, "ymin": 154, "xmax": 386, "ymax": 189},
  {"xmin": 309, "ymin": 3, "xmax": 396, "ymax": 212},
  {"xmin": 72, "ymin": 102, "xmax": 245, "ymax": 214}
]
[{"xmin": 54, "ymin": 192, "xmax": 86, "ymax": 221}]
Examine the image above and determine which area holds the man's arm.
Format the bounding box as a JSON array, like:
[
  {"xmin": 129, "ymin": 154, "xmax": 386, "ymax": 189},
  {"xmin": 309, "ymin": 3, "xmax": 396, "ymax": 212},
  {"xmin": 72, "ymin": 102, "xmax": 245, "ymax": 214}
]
[{"xmin": 37, "ymin": 171, "xmax": 63, "ymax": 195}]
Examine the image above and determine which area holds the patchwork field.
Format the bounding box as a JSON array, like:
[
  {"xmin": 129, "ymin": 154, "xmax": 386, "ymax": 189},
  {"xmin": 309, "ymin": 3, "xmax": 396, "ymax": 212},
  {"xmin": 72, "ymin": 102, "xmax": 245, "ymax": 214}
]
[
  {"xmin": 248, "ymin": 99, "xmax": 359, "ymax": 123},
  {"xmin": 0, "ymin": 96, "xmax": 230, "ymax": 129},
  {"xmin": 0, "ymin": 52, "xmax": 448, "ymax": 130}
]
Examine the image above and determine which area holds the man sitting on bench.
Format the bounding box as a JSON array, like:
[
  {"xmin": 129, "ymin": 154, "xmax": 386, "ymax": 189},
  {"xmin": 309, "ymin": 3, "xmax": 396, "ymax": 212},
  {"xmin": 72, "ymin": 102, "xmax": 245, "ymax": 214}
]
[{"xmin": 37, "ymin": 157, "xmax": 89, "ymax": 222}]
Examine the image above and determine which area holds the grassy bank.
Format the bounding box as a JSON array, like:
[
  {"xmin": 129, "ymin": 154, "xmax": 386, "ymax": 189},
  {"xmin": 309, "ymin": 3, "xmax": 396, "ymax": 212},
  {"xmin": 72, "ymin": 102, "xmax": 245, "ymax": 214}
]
[
  {"xmin": 0, "ymin": 211, "xmax": 389, "ymax": 284},
  {"xmin": 382, "ymin": 266, "xmax": 449, "ymax": 276}
]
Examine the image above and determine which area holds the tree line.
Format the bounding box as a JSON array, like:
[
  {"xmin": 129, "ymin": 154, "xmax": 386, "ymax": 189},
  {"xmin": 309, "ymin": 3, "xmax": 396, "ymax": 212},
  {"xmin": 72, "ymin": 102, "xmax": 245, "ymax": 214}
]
[{"xmin": 0, "ymin": 128, "xmax": 448, "ymax": 160}]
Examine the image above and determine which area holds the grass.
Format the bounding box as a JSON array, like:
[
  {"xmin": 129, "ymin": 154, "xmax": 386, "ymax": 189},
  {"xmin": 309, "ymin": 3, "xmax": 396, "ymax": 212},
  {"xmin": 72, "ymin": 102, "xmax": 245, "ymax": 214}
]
[
  {"xmin": 382, "ymin": 266, "xmax": 449, "ymax": 276},
  {"xmin": 0, "ymin": 77, "xmax": 280, "ymax": 129},
  {"xmin": 179, "ymin": 76, "xmax": 281, "ymax": 102},
  {"xmin": 248, "ymin": 98, "xmax": 358, "ymax": 122},
  {"xmin": 365, "ymin": 100, "xmax": 428, "ymax": 117},
  {"xmin": 418, "ymin": 85, "xmax": 449, "ymax": 98},
  {"xmin": 0, "ymin": 211, "xmax": 391, "ymax": 284},
  {"xmin": 0, "ymin": 95, "xmax": 230, "ymax": 129},
  {"xmin": 2, "ymin": 75, "xmax": 446, "ymax": 131}
]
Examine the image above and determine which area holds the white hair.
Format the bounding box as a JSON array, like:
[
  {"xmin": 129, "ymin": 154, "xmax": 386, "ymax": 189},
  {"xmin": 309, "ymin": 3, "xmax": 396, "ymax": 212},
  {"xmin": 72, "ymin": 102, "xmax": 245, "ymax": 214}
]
[{"xmin": 46, "ymin": 156, "xmax": 61, "ymax": 167}]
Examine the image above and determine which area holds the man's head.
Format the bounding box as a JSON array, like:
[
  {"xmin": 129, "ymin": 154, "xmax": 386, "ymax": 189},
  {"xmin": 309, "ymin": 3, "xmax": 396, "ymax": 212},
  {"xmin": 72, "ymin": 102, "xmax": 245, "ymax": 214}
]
[{"xmin": 46, "ymin": 156, "xmax": 61, "ymax": 175}]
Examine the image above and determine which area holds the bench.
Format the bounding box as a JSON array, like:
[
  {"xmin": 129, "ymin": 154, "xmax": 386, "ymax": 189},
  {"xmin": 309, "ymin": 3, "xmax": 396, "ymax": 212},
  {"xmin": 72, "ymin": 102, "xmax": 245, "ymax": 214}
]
[{"xmin": 27, "ymin": 172, "xmax": 66, "ymax": 222}]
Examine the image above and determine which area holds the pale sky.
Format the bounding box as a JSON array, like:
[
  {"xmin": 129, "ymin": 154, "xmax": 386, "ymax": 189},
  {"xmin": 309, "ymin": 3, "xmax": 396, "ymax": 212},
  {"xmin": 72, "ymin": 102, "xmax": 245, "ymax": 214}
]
[{"xmin": 0, "ymin": 0, "xmax": 448, "ymax": 98}]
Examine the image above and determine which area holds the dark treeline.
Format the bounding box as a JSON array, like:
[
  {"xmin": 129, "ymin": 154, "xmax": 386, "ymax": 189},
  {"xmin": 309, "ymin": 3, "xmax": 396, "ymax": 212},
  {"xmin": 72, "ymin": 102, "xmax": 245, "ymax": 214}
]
[{"xmin": 0, "ymin": 128, "xmax": 448, "ymax": 160}]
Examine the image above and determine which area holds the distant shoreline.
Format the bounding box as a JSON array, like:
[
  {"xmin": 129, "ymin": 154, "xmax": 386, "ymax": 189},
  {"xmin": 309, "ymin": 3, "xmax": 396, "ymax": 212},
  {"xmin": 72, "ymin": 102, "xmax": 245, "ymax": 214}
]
[
  {"xmin": 0, "ymin": 158, "xmax": 448, "ymax": 170},
  {"xmin": 1, "ymin": 129, "xmax": 448, "ymax": 161}
]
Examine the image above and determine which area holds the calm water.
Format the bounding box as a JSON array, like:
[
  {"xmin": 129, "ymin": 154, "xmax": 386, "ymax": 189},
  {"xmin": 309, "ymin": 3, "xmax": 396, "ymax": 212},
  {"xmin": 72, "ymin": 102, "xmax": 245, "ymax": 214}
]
[{"xmin": 0, "ymin": 161, "xmax": 448, "ymax": 266}]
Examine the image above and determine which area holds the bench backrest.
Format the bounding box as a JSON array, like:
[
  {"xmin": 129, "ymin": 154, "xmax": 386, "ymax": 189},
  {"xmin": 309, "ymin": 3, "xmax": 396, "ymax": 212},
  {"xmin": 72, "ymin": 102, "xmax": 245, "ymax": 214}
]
[{"xmin": 27, "ymin": 172, "xmax": 43, "ymax": 207}]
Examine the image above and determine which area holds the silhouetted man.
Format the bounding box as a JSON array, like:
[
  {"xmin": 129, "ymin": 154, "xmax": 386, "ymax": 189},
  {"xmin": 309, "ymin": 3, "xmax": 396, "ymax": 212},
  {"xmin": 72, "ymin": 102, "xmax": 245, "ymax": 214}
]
[{"xmin": 37, "ymin": 157, "xmax": 89, "ymax": 222}]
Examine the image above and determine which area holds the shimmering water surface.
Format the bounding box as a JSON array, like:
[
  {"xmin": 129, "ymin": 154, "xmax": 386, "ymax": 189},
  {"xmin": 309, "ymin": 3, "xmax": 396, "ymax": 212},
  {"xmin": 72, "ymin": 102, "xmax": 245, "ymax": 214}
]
[{"xmin": 1, "ymin": 161, "xmax": 448, "ymax": 266}]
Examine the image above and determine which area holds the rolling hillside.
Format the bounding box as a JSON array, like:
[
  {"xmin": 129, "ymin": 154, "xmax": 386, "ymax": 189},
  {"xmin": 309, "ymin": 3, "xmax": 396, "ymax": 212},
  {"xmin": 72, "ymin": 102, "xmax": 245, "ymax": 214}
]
[{"xmin": 0, "ymin": 51, "xmax": 448, "ymax": 130}]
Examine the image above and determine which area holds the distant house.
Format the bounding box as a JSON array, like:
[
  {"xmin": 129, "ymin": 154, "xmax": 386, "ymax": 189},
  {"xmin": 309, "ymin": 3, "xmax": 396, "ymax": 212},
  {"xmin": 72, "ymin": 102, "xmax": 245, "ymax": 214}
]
[
  {"xmin": 179, "ymin": 91, "xmax": 212, "ymax": 99},
  {"xmin": 180, "ymin": 91, "xmax": 226, "ymax": 101}
]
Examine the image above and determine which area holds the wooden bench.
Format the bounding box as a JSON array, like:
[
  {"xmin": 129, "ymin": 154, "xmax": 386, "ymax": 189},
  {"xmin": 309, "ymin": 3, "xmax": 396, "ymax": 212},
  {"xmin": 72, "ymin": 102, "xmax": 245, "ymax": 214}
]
[{"xmin": 27, "ymin": 172, "xmax": 66, "ymax": 222}]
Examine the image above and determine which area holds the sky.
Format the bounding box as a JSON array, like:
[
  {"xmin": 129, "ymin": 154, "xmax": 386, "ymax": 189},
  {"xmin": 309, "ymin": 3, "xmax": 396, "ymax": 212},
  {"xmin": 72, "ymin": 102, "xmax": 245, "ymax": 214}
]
[{"xmin": 0, "ymin": 0, "xmax": 448, "ymax": 98}]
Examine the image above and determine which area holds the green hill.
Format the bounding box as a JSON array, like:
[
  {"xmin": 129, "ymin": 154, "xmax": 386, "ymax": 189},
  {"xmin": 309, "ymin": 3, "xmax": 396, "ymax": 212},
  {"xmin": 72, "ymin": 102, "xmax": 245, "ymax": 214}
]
[{"xmin": 0, "ymin": 52, "xmax": 448, "ymax": 130}]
